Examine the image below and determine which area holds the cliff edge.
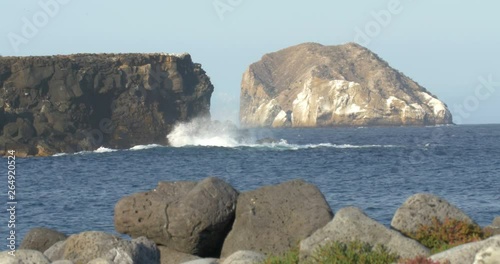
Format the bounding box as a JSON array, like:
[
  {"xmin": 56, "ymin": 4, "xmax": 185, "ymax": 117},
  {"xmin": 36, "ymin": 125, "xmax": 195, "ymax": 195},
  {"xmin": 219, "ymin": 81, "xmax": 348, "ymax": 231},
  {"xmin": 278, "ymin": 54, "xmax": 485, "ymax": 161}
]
[{"xmin": 0, "ymin": 53, "xmax": 213, "ymax": 156}]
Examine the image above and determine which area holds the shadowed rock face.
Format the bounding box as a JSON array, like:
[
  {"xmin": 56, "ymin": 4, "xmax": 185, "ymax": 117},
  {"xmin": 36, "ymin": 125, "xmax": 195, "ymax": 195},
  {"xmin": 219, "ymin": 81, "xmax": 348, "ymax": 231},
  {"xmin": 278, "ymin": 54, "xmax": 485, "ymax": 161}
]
[
  {"xmin": 240, "ymin": 42, "xmax": 453, "ymax": 128},
  {"xmin": 0, "ymin": 53, "xmax": 213, "ymax": 156}
]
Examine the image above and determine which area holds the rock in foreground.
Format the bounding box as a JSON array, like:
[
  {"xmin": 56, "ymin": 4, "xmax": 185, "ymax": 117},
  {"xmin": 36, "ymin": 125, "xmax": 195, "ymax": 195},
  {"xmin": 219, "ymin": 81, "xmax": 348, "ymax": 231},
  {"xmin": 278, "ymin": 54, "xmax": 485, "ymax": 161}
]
[
  {"xmin": 20, "ymin": 227, "xmax": 67, "ymax": 253},
  {"xmin": 240, "ymin": 42, "xmax": 453, "ymax": 127},
  {"xmin": 115, "ymin": 177, "xmax": 238, "ymax": 257},
  {"xmin": 221, "ymin": 179, "xmax": 333, "ymax": 257},
  {"xmin": 430, "ymin": 235, "xmax": 500, "ymax": 264},
  {"xmin": 391, "ymin": 193, "xmax": 476, "ymax": 234},
  {"xmin": 299, "ymin": 207, "xmax": 430, "ymax": 260},
  {"xmin": 0, "ymin": 53, "xmax": 213, "ymax": 156}
]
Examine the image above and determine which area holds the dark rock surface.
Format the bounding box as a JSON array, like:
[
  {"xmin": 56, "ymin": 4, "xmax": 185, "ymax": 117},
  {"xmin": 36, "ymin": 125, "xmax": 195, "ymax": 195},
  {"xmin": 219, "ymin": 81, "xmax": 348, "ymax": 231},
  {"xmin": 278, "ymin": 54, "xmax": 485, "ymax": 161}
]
[
  {"xmin": 220, "ymin": 179, "xmax": 333, "ymax": 257},
  {"xmin": 0, "ymin": 53, "xmax": 213, "ymax": 156},
  {"xmin": 114, "ymin": 177, "xmax": 238, "ymax": 257},
  {"xmin": 20, "ymin": 227, "xmax": 67, "ymax": 253}
]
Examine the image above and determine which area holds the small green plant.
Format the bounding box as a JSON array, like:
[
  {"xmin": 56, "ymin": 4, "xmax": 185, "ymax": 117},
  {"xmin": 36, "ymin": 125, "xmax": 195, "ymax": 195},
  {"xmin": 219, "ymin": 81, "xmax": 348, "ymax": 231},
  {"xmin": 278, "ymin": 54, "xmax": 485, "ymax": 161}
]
[
  {"xmin": 262, "ymin": 241, "xmax": 399, "ymax": 264},
  {"xmin": 310, "ymin": 241, "xmax": 399, "ymax": 264},
  {"xmin": 398, "ymin": 256, "xmax": 450, "ymax": 264},
  {"xmin": 263, "ymin": 247, "xmax": 299, "ymax": 264},
  {"xmin": 408, "ymin": 217, "xmax": 490, "ymax": 253}
]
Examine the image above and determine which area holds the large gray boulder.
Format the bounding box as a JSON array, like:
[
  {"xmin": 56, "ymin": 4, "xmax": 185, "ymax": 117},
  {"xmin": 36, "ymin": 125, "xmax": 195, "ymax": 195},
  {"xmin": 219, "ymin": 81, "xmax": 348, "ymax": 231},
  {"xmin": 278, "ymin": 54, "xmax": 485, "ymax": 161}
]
[
  {"xmin": 158, "ymin": 246, "xmax": 200, "ymax": 264},
  {"xmin": 115, "ymin": 177, "xmax": 238, "ymax": 257},
  {"xmin": 44, "ymin": 240, "xmax": 66, "ymax": 262},
  {"xmin": 300, "ymin": 207, "xmax": 430, "ymax": 260},
  {"xmin": 20, "ymin": 227, "xmax": 67, "ymax": 253},
  {"xmin": 52, "ymin": 261, "xmax": 74, "ymax": 264},
  {"xmin": 221, "ymin": 251, "xmax": 266, "ymax": 264},
  {"xmin": 485, "ymin": 216, "xmax": 500, "ymax": 236},
  {"xmin": 391, "ymin": 193, "xmax": 475, "ymax": 234},
  {"xmin": 221, "ymin": 179, "xmax": 333, "ymax": 257},
  {"xmin": 0, "ymin": 249, "xmax": 51, "ymax": 264},
  {"xmin": 48, "ymin": 231, "xmax": 159, "ymax": 264},
  {"xmin": 430, "ymin": 235, "xmax": 500, "ymax": 264}
]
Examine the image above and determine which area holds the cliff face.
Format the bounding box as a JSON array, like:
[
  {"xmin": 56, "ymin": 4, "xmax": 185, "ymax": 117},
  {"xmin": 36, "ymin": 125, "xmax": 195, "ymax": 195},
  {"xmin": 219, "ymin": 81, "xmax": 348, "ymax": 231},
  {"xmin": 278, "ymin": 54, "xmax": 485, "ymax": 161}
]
[
  {"xmin": 0, "ymin": 53, "xmax": 213, "ymax": 156},
  {"xmin": 240, "ymin": 43, "xmax": 453, "ymax": 128}
]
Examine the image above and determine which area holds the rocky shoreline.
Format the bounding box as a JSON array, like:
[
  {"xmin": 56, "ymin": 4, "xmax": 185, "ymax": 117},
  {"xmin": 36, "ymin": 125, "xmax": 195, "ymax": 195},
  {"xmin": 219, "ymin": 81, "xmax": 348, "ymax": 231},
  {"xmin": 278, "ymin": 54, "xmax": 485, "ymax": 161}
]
[{"xmin": 2, "ymin": 177, "xmax": 498, "ymax": 264}]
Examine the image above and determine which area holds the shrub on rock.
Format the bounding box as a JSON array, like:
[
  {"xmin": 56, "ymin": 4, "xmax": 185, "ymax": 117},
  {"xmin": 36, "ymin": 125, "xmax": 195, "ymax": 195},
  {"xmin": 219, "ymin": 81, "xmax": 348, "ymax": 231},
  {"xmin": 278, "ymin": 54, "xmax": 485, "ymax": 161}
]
[
  {"xmin": 299, "ymin": 207, "xmax": 430, "ymax": 260},
  {"xmin": 408, "ymin": 217, "xmax": 490, "ymax": 253}
]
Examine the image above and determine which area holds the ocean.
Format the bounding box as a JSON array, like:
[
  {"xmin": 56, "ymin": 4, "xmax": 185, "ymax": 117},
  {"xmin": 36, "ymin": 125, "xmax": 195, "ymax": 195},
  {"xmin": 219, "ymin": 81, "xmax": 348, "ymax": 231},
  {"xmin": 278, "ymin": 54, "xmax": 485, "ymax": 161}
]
[{"xmin": 4, "ymin": 123, "xmax": 500, "ymax": 244}]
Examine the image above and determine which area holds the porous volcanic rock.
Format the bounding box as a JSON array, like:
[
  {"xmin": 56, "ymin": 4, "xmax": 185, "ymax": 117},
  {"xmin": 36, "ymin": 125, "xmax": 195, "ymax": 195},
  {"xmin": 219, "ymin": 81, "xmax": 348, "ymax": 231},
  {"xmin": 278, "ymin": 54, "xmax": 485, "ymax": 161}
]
[
  {"xmin": 220, "ymin": 179, "xmax": 333, "ymax": 257},
  {"xmin": 115, "ymin": 177, "xmax": 238, "ymax": 257}
]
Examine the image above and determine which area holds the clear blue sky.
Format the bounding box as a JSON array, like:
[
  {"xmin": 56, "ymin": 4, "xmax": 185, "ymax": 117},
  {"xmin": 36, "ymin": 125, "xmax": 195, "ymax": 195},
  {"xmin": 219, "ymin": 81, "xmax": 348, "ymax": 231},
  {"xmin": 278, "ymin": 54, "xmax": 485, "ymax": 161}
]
[{"xmin": 1, "ymin": 0, "xmax": 499, "ymax": 124}]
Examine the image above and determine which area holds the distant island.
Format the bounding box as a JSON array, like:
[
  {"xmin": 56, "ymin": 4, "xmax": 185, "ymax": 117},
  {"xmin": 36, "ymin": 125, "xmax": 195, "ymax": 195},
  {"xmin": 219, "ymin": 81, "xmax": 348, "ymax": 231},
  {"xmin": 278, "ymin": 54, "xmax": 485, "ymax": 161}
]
[{"xmin": 240, "ymin": 42, "xmax": 453, "ymax": 128}]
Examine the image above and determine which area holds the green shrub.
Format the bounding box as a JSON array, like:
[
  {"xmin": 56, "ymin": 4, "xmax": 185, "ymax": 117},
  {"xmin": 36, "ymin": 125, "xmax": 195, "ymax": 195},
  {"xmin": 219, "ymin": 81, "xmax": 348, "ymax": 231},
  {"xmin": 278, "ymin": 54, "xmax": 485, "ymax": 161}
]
[
  {"xmin": 263, "ymin": 247, "xmax": 299, "ymax": 264},
  {"xmin": 398, "ymin": 256, "xmax": 450, "ymax": 264},
  {"xmin": 407, "ymin": 217, "xmax": 490, "ymax": 253},
  {"xmin": 310, "ymin": 241, "xmax": 399, "ymax": 264},
  {"xmin": 263, "ymin": 241, "xmax": 399, "ymax": 264}
]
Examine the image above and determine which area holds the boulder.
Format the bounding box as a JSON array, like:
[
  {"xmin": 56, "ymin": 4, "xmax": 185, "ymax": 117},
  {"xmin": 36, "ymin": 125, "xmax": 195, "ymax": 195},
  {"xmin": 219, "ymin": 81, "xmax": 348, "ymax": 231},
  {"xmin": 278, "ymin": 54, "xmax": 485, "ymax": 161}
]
[
  {"xmin": 181, "ymin": 259, "xmax": 219, "ymax": 264},
  {"xmin": 158, "ymin": 246, "xmax": 200, "ymax": 264},
  {"xmin": 220, "ymin": 179, "xmax": 333, "ymax": 257},
  {"xmin": 391, "ymin": 193, "xmax": 475, "ymax": 234},
  {"xmin": 221, "ymin": 251, "xmax": 266, "ymax": 264},
  {"xmin": 50, "ymin": 231, "xmax": 159, "ymax": 264},
  {"xmin": 86, "ymin": 259, "xmax": 112, "ymax": 264},
  {"xmin": 20, "ymin": 227, "xmax": 67, "ymax": 252},
  {"xmin": 240, "ymin": 42, "xmax": 453, "ymax": 128},
  {"xmin": 115, "ymin": 177, "xmax": 238, "ymax": 257},
  {"xmin": 494, "ymin": 217, "xmax": 500, "ymax": 227},
  {"xmin": 52, "ymin": 261, "xmax": 75, "ymax": 264},
  {"xmin": 485, "ymin": 216, "xmax": 500, "ymax": 236},
  {"xmin": 474, "ymin": 240, "xmax": 500, "ymax": 264},
  {"xmin": 430, "ymin": 235, "xmax": 500, "ymax": 264},
  {"xmin": 0, "ymin": 249, "xmax": 51, "ymax": 264},
  {"xmin": 299, "ymin": 207, "xmax": 430, "ymax": 260},
  {"xmin": 44, "ymin": 240, "xmax": 67, "ymax": 261}
]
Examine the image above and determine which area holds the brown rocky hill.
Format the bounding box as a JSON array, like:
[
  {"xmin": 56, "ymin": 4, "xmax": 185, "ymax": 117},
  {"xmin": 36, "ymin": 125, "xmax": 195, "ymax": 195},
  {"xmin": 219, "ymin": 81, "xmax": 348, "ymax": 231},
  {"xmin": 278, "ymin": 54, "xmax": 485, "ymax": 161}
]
[
  {"xmin": 240, "ymin": 42, "xmax": 453, "ymax": 127},
  {"xmin": 0, "ymin": 53, "xmax": 213, "ymax": 156}
]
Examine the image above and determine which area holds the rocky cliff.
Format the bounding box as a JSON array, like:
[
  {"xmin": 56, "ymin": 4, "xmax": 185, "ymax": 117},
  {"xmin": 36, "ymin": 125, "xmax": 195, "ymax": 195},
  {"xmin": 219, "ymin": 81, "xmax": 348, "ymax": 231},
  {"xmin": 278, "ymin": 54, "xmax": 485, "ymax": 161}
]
[
  {"xmin": 0, "ymin": 53, "xmax": 213, "ymax": 156},
  {"xmin": 240, "ymin": 43, "xmax": 453, "ymax": 127}
]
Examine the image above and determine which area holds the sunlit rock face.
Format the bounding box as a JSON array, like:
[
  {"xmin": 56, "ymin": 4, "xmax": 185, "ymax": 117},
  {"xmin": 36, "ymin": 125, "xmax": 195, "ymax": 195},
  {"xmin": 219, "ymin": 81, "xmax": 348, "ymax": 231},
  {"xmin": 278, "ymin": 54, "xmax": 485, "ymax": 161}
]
[{"xmin": 240, "ymin": 42, "xmax": 453, "ymax": 127}]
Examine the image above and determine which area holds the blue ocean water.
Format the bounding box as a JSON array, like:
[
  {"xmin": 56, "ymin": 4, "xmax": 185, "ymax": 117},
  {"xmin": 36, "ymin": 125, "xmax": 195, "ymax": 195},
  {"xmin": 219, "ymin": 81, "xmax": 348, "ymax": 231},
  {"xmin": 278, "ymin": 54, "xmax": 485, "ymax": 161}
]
[{"xmin": 3, "ymin": 124, "xmax": 500, "ymax": 243}]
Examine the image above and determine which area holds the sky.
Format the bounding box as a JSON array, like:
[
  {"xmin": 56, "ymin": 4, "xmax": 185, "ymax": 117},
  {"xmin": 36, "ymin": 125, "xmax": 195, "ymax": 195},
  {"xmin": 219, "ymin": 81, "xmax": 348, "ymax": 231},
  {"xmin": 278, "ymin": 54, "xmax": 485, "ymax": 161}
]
[{"xmin": 1, "ymin": 0, "xmax": 499, "ymax": 125}]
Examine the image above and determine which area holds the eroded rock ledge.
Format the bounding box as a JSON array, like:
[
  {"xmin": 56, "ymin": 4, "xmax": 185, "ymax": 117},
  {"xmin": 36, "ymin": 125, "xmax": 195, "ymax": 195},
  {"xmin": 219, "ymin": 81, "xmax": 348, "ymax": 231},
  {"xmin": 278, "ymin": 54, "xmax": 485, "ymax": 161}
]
[
  {"xmin": 240, "ymin": 42, "xmax": 453, "ymax": 128},
  {"xmin": 0, "ymin": 53, "xmax": 214, "ymax": 156}
]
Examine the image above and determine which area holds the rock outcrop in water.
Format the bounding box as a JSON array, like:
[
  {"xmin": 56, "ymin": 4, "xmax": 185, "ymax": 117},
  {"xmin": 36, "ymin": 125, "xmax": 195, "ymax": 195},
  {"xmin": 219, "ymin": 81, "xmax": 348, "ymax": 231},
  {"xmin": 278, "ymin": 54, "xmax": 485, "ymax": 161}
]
[
  {"xmin": 240, "ymin": 42, "xmax": 453, "ymax": 127},
  {"xmin": 0, "ymin": 53, "xmax": 213, "ymax": 156}
]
